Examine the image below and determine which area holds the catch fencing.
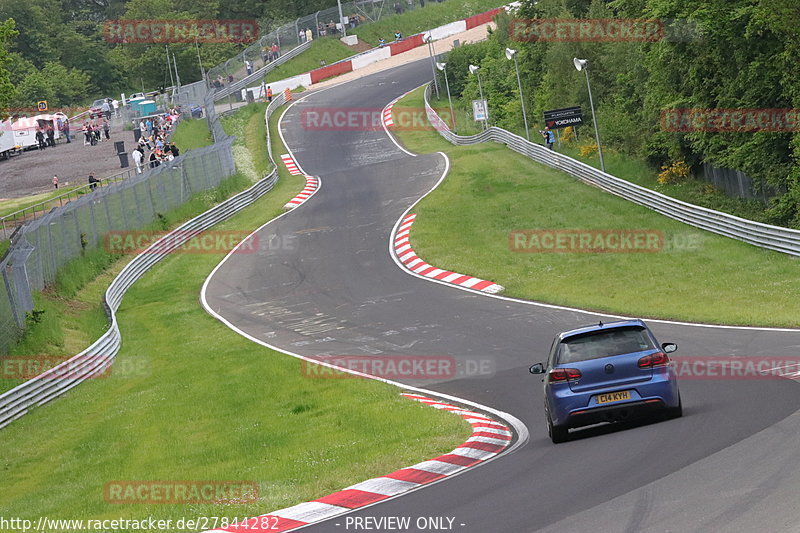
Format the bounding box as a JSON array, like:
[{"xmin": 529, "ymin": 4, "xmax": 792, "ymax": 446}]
[
  {"xmin": 0, "ymin": 91, "xmax": 288, "ymax": 429},
  {"xmin": 423, "ymin": 84, "xmax": 800, "ymax": 257}
]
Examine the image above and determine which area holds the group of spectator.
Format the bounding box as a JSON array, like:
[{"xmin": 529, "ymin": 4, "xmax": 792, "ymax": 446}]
[
  {"xmin": 261, "ymin": 43, "xmax": 281, "ymax": 64},
  {"xmin": 81, "ymin": 118, "xmax": 111, "ymax": 146},
  {"xmin": 394, "ymin": 0, "xmax": 443, "ymax": 12},
  {"xmin": 131, "ymin": 110, "xmax": 181, "ymax": 174},
  {"xmin": 34, "ymin": 124, "xmax": 57, "ymax": 150}
]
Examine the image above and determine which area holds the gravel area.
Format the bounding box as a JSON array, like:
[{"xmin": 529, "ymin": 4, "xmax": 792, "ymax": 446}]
[{"xmin": 0, "ymin": 116, "xmax": 138, "ymax": 200}]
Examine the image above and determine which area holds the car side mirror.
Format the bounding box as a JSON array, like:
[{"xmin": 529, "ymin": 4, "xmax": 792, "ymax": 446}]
[
  {"xmin": 662, "ymin": 343, "xmax": 677, "ymax": 353},
  {"xmin": 529, "ymin": 363, "xmax": 544, "ymax": 374}
]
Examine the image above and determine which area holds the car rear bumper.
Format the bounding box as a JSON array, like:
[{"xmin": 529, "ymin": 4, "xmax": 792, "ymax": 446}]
[
  {"xmin": 564, "ymin": 399, "xmax": 668, "ymax": 428},
  {"xmin": 547, "ymin": 376, "xmax": 681, "ymax": 427}
]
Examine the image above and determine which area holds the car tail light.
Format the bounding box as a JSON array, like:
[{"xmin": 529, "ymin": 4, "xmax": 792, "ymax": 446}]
[
  {"xmin": 548, "ymin": 368, "xmax": 581, "ymax": 382},
  {"xmin": 638, "ymin": 352, "xmax": 669, "ymax": 368}
]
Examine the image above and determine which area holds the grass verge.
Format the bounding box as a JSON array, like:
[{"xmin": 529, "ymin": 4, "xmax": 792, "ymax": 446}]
[
  {"xmin": 0, "ymin": 100, "xmax": 471, "ymax": 528},
  {"xmin": 353, "ymin": 0, "xmax": 503, "ymax": 46},
  {"xmin": 393, "ymin": 87, "xmax": 800, "ymax": 327},
  {"xmin": 265, "ymin": 39, "xmax": 355, "ymax": 83},
  {"xmin": 171, "ymin": 118, "xmax": 214, "ymax": 151},
  {"xmin": 432, "ymin": 91, "xmax": 773, "ymax": 225}
]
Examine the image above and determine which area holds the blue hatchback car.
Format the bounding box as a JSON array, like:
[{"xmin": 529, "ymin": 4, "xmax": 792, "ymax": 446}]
[{"xmin": 530, "ymin": 319, "xmax": 682, "ymax": 443}]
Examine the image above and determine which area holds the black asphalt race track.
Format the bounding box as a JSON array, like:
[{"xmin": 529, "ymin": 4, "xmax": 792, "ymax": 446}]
[{"xmin": 204, "ymin": 59, "xmax": 800, "ymax": 532}]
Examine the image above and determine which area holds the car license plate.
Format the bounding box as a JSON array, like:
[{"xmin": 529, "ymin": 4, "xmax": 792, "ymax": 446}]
[{"xmin": 597, "ymin": 390, "xmax": 631, "ymax": 404}]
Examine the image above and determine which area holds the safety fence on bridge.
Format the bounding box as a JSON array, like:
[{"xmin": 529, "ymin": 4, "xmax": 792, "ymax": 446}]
[{"xmin": 422, "ymin": 84, "xmax": 800, "ymax": 258}]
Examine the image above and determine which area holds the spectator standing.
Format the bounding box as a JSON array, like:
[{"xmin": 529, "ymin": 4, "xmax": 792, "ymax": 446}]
[
  {"xmin": 542, "ymin": 127, "xmax": 555, "ymax": 150},
  {"xmin": 52, "ymin": 175, "xmax": 59, "ymax": 189},
  {"xmin": 62, "ymin": 118, "xmax": 71, "ymax": 143},
  {"xmin": 245, "ymin": 59, "xmax": 253, "ymax": 76},
  {"xmin": 298, "ymin": 29, "xmax": 305, "ymax": 43},
  {"xmin": 112, "ymin": 99, "xmax": 119, "ymax": 117},
  {"xmin": 132, "ymin": 147, "xmax": 144, "ymax": 173},
  {"xmin": 82, "ymin": 122, "xmax": 91, "ymax": 145},
  {"xmin": 420, "ymin": 0, "xmax": 425, "ymax": 7},
  {"xmin": 305, "ymin": 28, "xmax": 313, "ymax": 41},
  {"xmin": 271, "ymin": 43, "xmax": 280, "ymax": 60},
  {"xmin": 35, "ymin": 128, "xmax": 46, "ymax": 150},
  {"xmin": 46, "ymin": 124, "xmax": 55, "ymax": 147},
  {"xmin": 102, "ymin": 118, "xmax": 110, "ymax": 140},
  {"xmin": 101, "ymin": 100, "xmax": 111, "ymax": 120}
]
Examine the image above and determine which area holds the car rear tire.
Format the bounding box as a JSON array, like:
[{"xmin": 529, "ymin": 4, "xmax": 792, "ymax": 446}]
[
  {"xmin": 664, "ymin": 397, "xmax": 683, "ymax": 420},
  {"xmin": 547, "ymin": 414, "xmax": 569, "ymax": 444}
]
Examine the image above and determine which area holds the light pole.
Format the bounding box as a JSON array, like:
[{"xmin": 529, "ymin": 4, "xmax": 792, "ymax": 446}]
[
  {"xmin": 505, "ymin": 48, "xmax": 529, "ymax": 141},
  {"xmin": 469, "ymin": 64, "xmax": 486, "ymax": 130},
  {"xmin": 573, "ymin": 58, "xmax": 605, "ymax": 172},
  {"xmin": 424, "ymin": 34, "xmax": 440, "ymax": 99},
  {"xmin": 337, "ymin": 0, "xmax": 347, "ymax": 38},
  {"xmin": 436, "ymin": 62, "xmax": 455, "ymax": 130},
  {"xmin": 195, "ymin": 37, "xmax": 206, "ymax": 88}
]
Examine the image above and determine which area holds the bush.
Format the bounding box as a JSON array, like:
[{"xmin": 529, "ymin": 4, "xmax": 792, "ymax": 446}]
[{"xmin": 657, "ymin": 160, "xmax": 691, "ymax": 185}]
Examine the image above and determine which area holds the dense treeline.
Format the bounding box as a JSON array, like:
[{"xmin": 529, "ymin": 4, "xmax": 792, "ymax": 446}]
[
  {"xmin": 442, "ymin": 0, "xmax": 800, "ymax": 228},
  {"xmin": 0, "ymin": 0, "xmax": 340, "ymax": 109}
]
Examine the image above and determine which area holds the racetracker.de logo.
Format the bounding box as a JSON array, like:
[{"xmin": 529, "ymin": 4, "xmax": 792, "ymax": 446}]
[
  {"xmin": 673, "ymin": 357, "xmax": 800, "ymax": 380},
  {"xmin": 1, "ymin": 355, "xmax": 111, "ymax": 380},
  {"xmin": 301, "ymin": 355, "xmax": 495, "ymax": 380},
  {"xmin": 509, "ymin": 229, "xmax": 664, "ymax": 253},
  {"xmin": 660, "ymin": 108, "xmax": 800, "ymax": 132},
  {"xmin": 104, "ymin": 481, "xmax": 258, "ymax": 504},
  {"xmin": 103, "ymin": 20, "xmax": 259, "ymax": 43},
  {"xmin": 103, "ymin": 230, "xmax": 259, "ymax": 255},
  {"xmin": 509, "ymin": 18, "xmax": 665, "ymax": 42},
  {"xmin": 300, "ymin": 106, "xmax": 454, "ymax": 131}
]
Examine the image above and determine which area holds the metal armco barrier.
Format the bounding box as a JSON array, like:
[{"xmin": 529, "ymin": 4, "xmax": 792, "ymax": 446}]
[
  {"xmin": 0, "ymin": 92, "xmax": 289, "ymax": 430},
  {"xmin": 423, "ymin": 85, "xmax": 800, "ymax": 257}
]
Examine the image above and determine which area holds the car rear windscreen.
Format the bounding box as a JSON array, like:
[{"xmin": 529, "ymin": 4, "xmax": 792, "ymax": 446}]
[{"xmin": 558, "ymin": 326, "xmax": 654, "ymax": 364}]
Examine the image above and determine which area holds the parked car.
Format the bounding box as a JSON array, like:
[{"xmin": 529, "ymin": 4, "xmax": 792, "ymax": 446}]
[
  {"xmin": 90, "ymin": 98, "xmax": 110, "ymax": 118},
  {"xmin": 530, "ymin": 319, "xmax": 682, "ymax": 443}
]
